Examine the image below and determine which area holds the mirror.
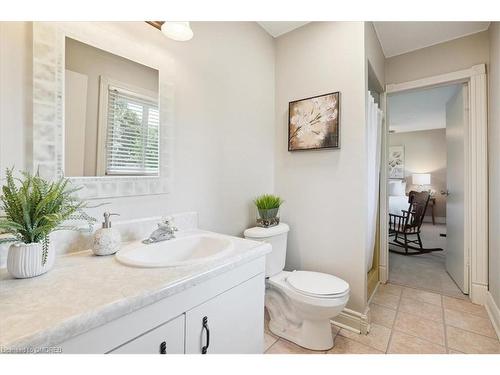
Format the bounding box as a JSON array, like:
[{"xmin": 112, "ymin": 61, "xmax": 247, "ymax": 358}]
[{"xmin": 64, "ymin": 37, "xmax": 160, "ymax": 177}]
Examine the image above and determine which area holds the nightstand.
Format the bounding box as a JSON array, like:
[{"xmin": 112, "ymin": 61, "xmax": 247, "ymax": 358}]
[{"xmin": 427, "ymin": 197, "xmax": 436, "ymax": 225}]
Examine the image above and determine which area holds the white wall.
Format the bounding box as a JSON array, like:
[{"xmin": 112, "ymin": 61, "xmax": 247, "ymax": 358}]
[
  {"xmin": 275, "ymin": 22, "xmax": 368, "ymax": 312},
  {"xmin": 385, "ymin": 31, "xmax": 490, "ymax": 84},
  {"xmin": 364, "ymin": 22, "xmax": 385, "ymax": 91},
  {"xmin": 0, "ymin": 21, "xmax": 275, "ymax": 264},
  {"xmin": 389, "ymin": 129, "xmax": 447, "ymax": 218},
  {"xmin": 488, "ymin": 22, "xmax": 500, "ymax": 308},
  {"xmin": 0, "ymin": 22, "xmax": 32, "ymax": 178}
]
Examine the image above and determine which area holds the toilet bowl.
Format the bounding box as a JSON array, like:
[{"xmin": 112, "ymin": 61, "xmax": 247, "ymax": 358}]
[
  {"xmin": 244, "ymin": 223, "xmax": 350, "ymax": 351},
  {"xmin": 266, "ymin": 270, "xmax": 349, "ymax": 350}
]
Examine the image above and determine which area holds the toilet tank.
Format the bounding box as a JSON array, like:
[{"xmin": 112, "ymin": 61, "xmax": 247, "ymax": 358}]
[{"xmin": 243, "ymin": 223, "xmax": 290, "ymax": 277}]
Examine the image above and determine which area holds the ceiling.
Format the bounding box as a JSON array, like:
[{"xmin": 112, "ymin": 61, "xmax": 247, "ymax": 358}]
[
  {"xmin": 389, "ymin": 84, "xmax": 462, "ymax": 133},
  {"xmin": 257, "ymin": 22, "xmax": 310, "ymax": 37},
  {"xmin": 374, "ymin": 21, "xmax": 490, "ymax": 58}
]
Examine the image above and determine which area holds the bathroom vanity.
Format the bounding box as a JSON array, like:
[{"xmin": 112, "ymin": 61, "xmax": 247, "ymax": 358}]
[{"xmin": 0, "ymin": 230, "xmax": 270, "ymax": 354}]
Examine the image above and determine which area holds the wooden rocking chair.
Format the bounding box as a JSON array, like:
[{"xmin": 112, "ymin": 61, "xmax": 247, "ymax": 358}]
[{"xmin": 389, "ymin": 190, "xmax": 443, "ymax": 255}]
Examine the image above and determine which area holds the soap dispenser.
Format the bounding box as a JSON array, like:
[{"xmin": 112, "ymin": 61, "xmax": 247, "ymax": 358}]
[{"xmin": 92, "ymin": 212, "xmax": 121, "ymax": 256}]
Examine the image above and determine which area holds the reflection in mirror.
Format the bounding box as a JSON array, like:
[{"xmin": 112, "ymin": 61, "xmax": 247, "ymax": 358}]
[{"xmin": 64, "ymin": 37, "xmax": 159, "ymax": 177}]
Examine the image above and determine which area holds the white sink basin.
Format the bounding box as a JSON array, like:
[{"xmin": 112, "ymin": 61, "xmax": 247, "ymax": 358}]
[{"xmin": 115, "ymin": 234, "xmax": 234, "ymax": 268}]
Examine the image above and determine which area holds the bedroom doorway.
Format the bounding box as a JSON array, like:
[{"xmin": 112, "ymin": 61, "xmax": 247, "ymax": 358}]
[
  {"xmin": 386, "ymin": 83, "xmax": 466, "ymax": 299},
  {"xmin": 378, "ymin": 64, "xmax": 489, "ymax": 305}
]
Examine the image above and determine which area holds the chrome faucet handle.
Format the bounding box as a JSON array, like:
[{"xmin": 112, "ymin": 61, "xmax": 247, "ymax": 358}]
[{"xmin": 159, "ymin": 216, "xmax": 178, "ymax": 231}]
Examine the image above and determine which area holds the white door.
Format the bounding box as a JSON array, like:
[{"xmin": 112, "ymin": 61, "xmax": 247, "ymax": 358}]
[
  {"xmin": 445, "ymin": 84, "xmax": 468, "ymax": 293},
  {"xmin": 185, "ymin": 274, "xmax": 265, "ymax": 354}
]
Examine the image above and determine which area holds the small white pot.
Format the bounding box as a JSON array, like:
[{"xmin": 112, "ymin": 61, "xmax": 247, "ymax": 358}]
[{"xmin": 7, "ymin": 242, "xmax": 55, "ymax": 278}]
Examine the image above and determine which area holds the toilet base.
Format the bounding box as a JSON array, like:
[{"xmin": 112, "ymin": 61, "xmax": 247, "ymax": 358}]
[{"xmin": 268, "ymin": 317, "xmax": 335, "ymax": 351}]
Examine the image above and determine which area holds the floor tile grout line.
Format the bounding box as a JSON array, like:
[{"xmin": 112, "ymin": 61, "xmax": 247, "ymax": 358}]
[
  {"xmin": 384, "ymin": 286, "xmax": 403, "ymax": 354},
  {"xmin": 442, "ymin": 304, "xmax": 492, "ymax": 319},
  {"xmin": 443, "ymin": 320, "xmax": 499, "ymax": 340},
  {"xmin": 264, "ymin": 338, "xmax": 279, "ymax": 354},
  {"xmin": 389, "ymin": 290, "xmax": 448, "ymax": 351},
  {"xmin": 390, "ymin": 327, "xmax": 447, "ymax": 350},
  {"xmin": 388, "ymin": 280, "xmax": 467, "ymax": 301},
  {"xmin": 400, "ymin": 286, "xmax": 443, "ymax": 307},
  {"xmin": 441, "ymin": 294, "xmax": 450, "ymax": 352},
  {"xmin": 395, "ymin": 305, "xmax": 445, "ymax": 325}
]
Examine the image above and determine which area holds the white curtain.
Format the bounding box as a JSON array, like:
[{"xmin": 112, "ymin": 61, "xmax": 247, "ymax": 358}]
[{"xmin": 366, "ymin": 92, "xmax": 383, "ymax": 272}]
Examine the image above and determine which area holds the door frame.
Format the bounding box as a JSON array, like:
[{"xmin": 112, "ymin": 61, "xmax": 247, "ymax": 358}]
[{"xmin": 379, "ymin": 64, "xmax": 488, "ymax": 305}]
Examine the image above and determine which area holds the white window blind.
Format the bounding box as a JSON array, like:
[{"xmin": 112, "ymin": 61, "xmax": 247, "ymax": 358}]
[{"xmin": 105, "ymin": 86, "xmax": 159, "ymax": 176}]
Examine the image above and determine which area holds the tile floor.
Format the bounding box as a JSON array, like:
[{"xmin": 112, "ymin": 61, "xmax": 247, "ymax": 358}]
[
  {"xmin": 389, "ymin": 223, "xmax": 465, "ymax": 299},
  {"xmin": 264, "ymin": 282, "xmax": 500, "ymax": 354}
]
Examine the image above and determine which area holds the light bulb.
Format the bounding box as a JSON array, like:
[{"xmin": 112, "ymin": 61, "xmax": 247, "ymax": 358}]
[{"xmin": 161, "ymin": 22, "xmax": 193, "ymax": 42}]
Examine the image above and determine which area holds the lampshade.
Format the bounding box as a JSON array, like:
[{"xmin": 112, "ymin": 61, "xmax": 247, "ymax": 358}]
[
  {"xmin": 412, "ymin": 173, "xmax": 431, "ymax": 185},
  {"xmin": 161, "ymin": 22, "xmax": 194, "ymax": 41}
]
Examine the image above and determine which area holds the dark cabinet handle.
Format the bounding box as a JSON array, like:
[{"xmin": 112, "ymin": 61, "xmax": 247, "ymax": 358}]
[
  {"xmin": 159, "ymin": 341, "xmax": 167, "ymax": 354},
  {"xmin": 201, "ymin": 316, "xmax": 210, "ymax": 354}
]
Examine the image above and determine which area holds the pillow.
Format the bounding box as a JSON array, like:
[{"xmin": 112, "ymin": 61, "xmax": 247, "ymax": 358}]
[{"xmin": 388, "ymin": 180, "xmax": 406, "ymax": 196}]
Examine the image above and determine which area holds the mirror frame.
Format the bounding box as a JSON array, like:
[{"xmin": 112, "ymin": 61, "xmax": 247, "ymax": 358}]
[{"xmin": 32, "ymin": 22, "xmax": 173, "ymax": 199}]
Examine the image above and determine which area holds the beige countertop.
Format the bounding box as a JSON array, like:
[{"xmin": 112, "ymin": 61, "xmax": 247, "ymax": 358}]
[{"xmin": 0, "ymin": 230, "xmax": 269, "ymax": 351}]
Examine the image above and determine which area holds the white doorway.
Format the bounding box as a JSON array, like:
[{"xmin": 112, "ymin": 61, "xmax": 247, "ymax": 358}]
[
  {"xmin": 379, "ymin": 65, "xmax": 489, "ymax": 305},
  {"xmin": 386, "ymin": 83, "xmax": 466, "ymax": 298}
]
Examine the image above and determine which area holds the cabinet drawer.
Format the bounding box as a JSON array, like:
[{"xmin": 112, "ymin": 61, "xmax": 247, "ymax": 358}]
[{"xmin": 109, "ymin": 314, "xmax": 185, "ymax": 354}]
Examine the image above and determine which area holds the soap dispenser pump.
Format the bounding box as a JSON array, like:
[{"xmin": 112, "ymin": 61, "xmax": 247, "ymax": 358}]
[{"xmin": 92, "ymin": 212, "xmax": 121, "ymax": 256}]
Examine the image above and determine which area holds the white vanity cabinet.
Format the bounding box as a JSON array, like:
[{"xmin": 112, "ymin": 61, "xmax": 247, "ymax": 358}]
[
  {"xmin": 59, "ymin": 256, "xmax": 266, "ymax": 354},
  {"xmin": 185, "ymin": 273, "xmax": 264, "ymax": 354}
]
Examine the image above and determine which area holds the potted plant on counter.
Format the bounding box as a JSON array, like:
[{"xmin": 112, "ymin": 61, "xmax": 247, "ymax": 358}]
[
  {"xmin": 254, "ymin": 194, "xmax": 284, "ymax": 228},
  {"xmin": 0, "ymin": 169, "xmax": 95, "ymax": 278}
]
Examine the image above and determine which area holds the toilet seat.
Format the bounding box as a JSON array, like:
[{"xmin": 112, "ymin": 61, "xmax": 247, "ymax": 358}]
[
  {"xmin": 286, "ymin": 271, "xmax": 349, "ymax": 299},
  {"xmin": 268, "ymin": 271, "xmax": 350, "ymax": 304}
]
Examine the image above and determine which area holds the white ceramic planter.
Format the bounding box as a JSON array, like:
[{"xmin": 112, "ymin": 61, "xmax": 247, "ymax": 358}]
[{"xmin": 7, "ymin": 242, "xmax": 55, "ymax": 278}]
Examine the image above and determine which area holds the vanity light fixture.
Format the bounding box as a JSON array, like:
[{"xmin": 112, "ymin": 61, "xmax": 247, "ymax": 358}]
[{"xmin": 146, "ymin": 21, "xmax": 194, "ymax": 41}]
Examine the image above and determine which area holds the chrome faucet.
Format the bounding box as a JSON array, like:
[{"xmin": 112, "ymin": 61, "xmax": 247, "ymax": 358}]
[{"xmin": 142, "ymin": 217, "xmax": 178, "ymax": 244}]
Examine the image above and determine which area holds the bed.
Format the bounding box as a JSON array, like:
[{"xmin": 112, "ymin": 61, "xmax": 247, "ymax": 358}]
[{"xmin": 388, "ymin": 179, "xmax": 409, "ymax": 215}]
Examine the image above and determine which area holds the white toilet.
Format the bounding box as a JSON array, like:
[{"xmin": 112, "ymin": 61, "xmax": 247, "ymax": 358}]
[{"xmin": 244, "ymin": 223, "xmax": 349, "ymax": 351}]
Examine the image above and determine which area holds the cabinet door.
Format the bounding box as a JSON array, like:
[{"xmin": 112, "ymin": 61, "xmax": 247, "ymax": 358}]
[
  {"xmin": 185, "ymin": 273, "xmax": 265, "ymax": 354},
  {"xmin": 109, "ymin": 314, "xmax": 185, "ymax": 354}
]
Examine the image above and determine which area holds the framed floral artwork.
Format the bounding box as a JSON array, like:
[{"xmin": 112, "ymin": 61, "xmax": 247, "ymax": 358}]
[
  {"xmin": 388, "ymin": 145, "xmax": 405, "ymax": 178},
  {"xmin": 288, "ymin": 92, "xmax": 340, "ymax": 151}
]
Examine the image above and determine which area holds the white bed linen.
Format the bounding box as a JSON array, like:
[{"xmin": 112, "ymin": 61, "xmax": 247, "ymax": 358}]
[{"xmin": 389, "ymin": 195, "xmax": 409, "ymax": 216}]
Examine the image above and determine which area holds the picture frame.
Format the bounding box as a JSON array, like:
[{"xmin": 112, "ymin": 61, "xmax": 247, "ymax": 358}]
[
  {"xmin": 388, "ymin": 145, "xmax": 405, "ymax": 179},
  {"xmin": 288, "ymin": 91, "xmax": 340, "ymax": 151}
]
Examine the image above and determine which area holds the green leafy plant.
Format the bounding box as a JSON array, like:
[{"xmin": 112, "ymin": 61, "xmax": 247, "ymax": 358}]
[
  {"xmin": 0, "ymin": 168, "xmax": 96, "ymax": 265},
  {"xmin": 254, "ymin": 194, "xmax": 284, "ymax": 210}
]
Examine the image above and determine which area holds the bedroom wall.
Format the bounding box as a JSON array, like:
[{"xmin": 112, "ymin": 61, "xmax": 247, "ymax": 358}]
[
  {"xmin": 274, "ymin": 22, "xmax": 368, "ymax": 313},
  {"xmin": 389, "ymin": 129, "xmax": 447, "ymax": 221},
  {"xmin": 488, "ymin": 22, "xmax": 500, "ymax": 310},
  {"xmin": 385, "ymin": 31, "xmax": 490, "ymax": 84}
]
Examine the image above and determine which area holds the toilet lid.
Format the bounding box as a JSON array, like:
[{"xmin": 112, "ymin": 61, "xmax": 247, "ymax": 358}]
[{"xmin": 286, "ymin": 271, "xmax": 349, "ymax": 297}]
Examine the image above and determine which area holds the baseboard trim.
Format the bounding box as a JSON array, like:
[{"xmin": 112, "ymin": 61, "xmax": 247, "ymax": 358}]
[
  {"xmin": 379, "ymin": 265, "xmax": 388, "ymax": 283},
  {"xmin": 485, "ymin": 292, "xmax": 500, "ymax": 341},
  {"xmin": 423, "ymin": 216, "xmax": 446, "ymax": 224},
  {"xmin": 470, "ymin": 283, "xmax": 488, "ymax": 305},
  {"xmin": 331, "ymin": 307, "xmax": 370, "ymax": 335}
]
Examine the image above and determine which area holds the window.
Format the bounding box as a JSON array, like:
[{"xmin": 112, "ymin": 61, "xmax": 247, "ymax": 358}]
[{"xmin": 103, "ymin": 84, "xmax": 159, "ymax": 176}]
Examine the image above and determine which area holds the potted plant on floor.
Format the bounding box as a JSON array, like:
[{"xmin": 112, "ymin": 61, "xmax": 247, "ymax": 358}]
[
  {"xmin": 0, "ymin": 169, "xmax": 96, "ymax": 278},
  {"xmin": 254, "ymin": 194, "xmax": 284, "ymax": 228}
]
